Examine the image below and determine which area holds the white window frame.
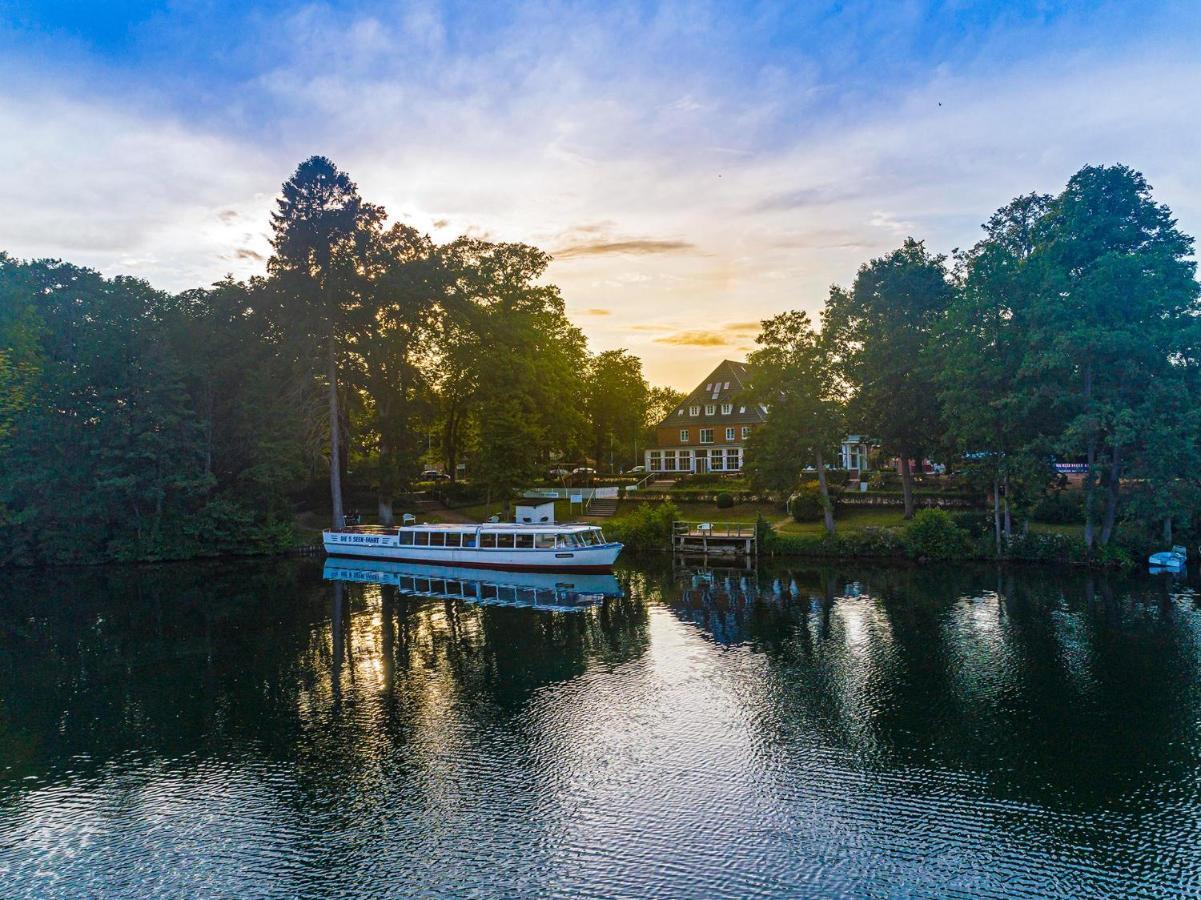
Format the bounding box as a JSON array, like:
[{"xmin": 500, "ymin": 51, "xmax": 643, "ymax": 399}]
[
  {"xmin": 705, "ymin": 404, "xmax": 716, "ymax": 415},
  {"xmin": 712, "ymin": 449, "xmax": 725, "ymax": 471},
  {"xmin": 741, "ymin": 426, "xmax": 751, "ymax": 439},
  {"xmin": 699, "ymin": 428, "xmax": 714, "ymax": 444},
  {"xmin": 721, "ymin": 403, "xmax": 732, "ymax": 415},
  {"xmin": 650, "ymin": 450, "xmax": 662, "ymax": 471},
  {"xmin": 727, "ymin": 448, "xmax": 742, "ymax": 470},
  {"xmin": 680, "ymin": 429, "xmax": 689, "ymax": 443},
  {"xmin": 725, "ymin": 427, "xmax": 735, "ymax": 441},
  {"xmin": 689, "ymin": 405, "xmax": 700, "ymax": 416}
]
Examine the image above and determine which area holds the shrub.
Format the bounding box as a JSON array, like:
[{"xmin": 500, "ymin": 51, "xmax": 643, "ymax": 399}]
[
  {"xmin": 1030, "ymin": 490, "xmax": 1083, "ymax": 524},
  {"xmin": 950, "ymin": 510, "xmax": 993, "ymax": 538},
  {"xmin": 605, "ymin": 501, "xmax": 679, "ymax": 553},
  {"xmin": 788, "ymin": 482, "xmax": 843, "ymax": 522},
  {"xmin": 903, "ymin": 508, "xmax": 972, "ymax": 560},
  {"xmin": 715, "ymin": 492, "xmax": 734, "ymax": 509}
]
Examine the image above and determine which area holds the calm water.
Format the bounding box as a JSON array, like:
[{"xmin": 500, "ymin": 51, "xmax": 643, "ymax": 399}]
[{"xmin": 2, "ymin": 556, "xmax": 1201, "ymax": 897}]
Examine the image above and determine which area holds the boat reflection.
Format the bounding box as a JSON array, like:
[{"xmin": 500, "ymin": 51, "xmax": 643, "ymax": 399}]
[{"xmin": 323, "ymin": 557, "xmax": 623, "ymax": 612}]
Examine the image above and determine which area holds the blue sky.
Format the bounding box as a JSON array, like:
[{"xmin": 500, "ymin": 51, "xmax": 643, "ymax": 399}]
[{"xmin": 2, "ymin": 1, "xmax": 1199, "ymax": 387}]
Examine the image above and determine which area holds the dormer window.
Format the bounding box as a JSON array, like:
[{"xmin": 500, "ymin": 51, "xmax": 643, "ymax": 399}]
[
  {"xmin": 677, "ymin": 409, "xmax": 683, "ymax": 416},
  {"xmin": 689, "ymin": 405, "xmax": 700, "ymax": 416},
  {"xmin": 704, "ymin": 404, "xmax": 715, "ymax": 415},
  {"xmin": 721, "ymin": 403, "xmax": 732, "ymax": 415}
]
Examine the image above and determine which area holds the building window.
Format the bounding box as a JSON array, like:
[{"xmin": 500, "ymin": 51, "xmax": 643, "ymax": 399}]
[
  {"xmin": 705, "ymin": 383, "xmax": 712, "ymax": 391},
  {"xmin": 680, "ymin": 429, "xmax": 689, "ymax": 443},
  {"xmin": 725, "ymin": 427, "xmax": 735, "ymax": 441},
  {"xmin": 679, "ymin": 450, "xmax": 693, "ymax": 471},
  {"xmin": 711, "ymin": 449, "xmax": 725, "ymax": 471},
  {"xmin": 721, "ymin": 403, "xmax": 732, "ymax": 415},
  {"xmin": 727, "ymin": 448, "xmax": 742, "ymax": 470},
  {"xmin": 677, "ymin": 409, "xmax": 683, "ymax": 416},
  {"xmin": 739, "ymin": 406, "xmax": 746, "ymax": 413},
  {"xmin": 664, "ymin": 450, "xmax": 677, "ymax": 471},
  {"xmin": 741, "ymin": 426, "xmax": 751, "ymax": 439},
  {"xmin": 689, "ymin": 405, "xmax": 700, "ymax": 416},
  {"xmin": 650, "ymin": 451, "xmax": 662, "ymax": 470},
  {"xmin": 705, "ymin": 404, "xmax": 715, "ymax": 415},
  {"xmin": 699, "ymin": 428, "xmax": 714, "ymax": 444}
]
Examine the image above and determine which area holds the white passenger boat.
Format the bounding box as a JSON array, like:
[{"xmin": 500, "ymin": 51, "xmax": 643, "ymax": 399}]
[
  {"xmin": 322, "ymin": 523, "xmax": 622, "ymax": 572},
  {"xmin": 323, "ymin": 558, "xmax": 621, "ymax": 611}
]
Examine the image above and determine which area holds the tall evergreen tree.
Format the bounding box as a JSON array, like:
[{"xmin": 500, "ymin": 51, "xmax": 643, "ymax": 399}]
[{"xmin": 265, "ymin": 156, "xmax": 385, "ymax": 528}]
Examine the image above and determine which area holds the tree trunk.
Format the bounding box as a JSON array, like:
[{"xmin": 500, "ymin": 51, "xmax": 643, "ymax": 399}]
[
  {"xmin": 327, "ymin": 334, "xmax": 345, "ymax": 529},
  {"xmin": 377, "ymin": 431, "xmax": 393, "ymax": 526},
  {"xmin": 899, "ymin": 454, "xmax": 915, "ymax": 519},
  {"xmin": 1099, "ymin": 442, "xmax": 1121, "ymax": 546},
  {"xmin": 378, "ymin": 496, "xmax": 394, "ymax": 526},
  {"xmin": 992, "ymin": 473, "xmax": 1002, "ymax": 557},
  {"xmin": 1082, "ymin": 361, "xmax": 1095, "ymax": 549},
  {"xmin": 814, "ymin": 448, "xmax": 835, "ymax": 536},
  {"xmin": 1002, "ymin": 475, "xmax": 1012, "ymax": 539},
  {"xmin": 1164, "ymin": 516, "xmax": 1173, "ymax": 545}
]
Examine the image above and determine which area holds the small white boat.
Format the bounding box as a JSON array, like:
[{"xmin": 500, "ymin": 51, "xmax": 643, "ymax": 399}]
[
  {"xmin": 1148, "ymin": 545, "xmax": 1188, "ymax": 569},
  {"xmin": 323, "ymin": 522, "xmax": 622, "ymax": 572},
  {"xmin": 323, "ymin": 558, "xmax": 621, "ymax": 611}
]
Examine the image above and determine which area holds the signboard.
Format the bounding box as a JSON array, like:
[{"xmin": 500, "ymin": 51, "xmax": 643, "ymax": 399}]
[
  {"xmin": 569, "ymin": 494, "xmax": 583, "ymax": 504},
  {"xmin": 1054, "ymin": 463, "xmax": 1089, "ymax": 474}
]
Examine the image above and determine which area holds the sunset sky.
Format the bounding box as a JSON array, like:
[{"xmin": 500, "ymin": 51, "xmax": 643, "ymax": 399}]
[{"xmin": 2, "ymin": 1, "xmax": 1199, "ymax": 388}]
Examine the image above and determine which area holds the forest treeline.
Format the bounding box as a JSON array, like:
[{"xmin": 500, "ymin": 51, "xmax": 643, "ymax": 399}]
[
  {"xmin": 744, "ymin": 164, "xmax": 1201, "ymax": 554},
  {"xmin": 2, "ymin": 159, "xmax": 1198, "ymax": 565},
  {"xmin": 0, "ymin": 157, "xmax": 678, "ymax": 565}
]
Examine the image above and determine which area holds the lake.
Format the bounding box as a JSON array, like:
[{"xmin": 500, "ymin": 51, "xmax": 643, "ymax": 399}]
[{"xmin": 1, "ymin": 555, "xmax": 1200, "ymax": 896}]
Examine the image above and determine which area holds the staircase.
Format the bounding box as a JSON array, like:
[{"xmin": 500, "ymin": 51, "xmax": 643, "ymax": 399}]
[
  {"xmin": 587, "ymin": 497, "xmax": 619, "ymax": 517},
  {"xmin": 650, "ymin": 478, "xmax": 676, "ymax": 491}
]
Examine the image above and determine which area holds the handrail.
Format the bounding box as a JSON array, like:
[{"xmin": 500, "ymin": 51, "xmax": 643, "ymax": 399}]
[{"xmin": 672, "ymin": 520, "xmax": 756, "ymax": 538}]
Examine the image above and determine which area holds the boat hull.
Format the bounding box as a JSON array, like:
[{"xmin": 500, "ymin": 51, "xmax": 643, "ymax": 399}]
[{"xmin": 322, "ymin": 537, "xmax": 623, "ymax": 572}]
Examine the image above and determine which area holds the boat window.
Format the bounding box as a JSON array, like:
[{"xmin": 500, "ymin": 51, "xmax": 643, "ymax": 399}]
[
  {"xmin": 445, "ymin": 532, "xmax": 462, "ymax": 548},
  {"xmin": 516, "ymin": 533, "xmax": 534, "ymax": 550},
  {"xmin": 429, "ymin": 532, "xmax": 445, "ymax": 547},
  {"xmin": 555, "ymin": 534, "xmax": 570, "ymax": 548},
  {"xmin": 497, "ymin": 533, "xmax": 516, "ymax": 549},
  {"xmin": 598, "ymin": 530, "xmax": 607, "ymax": 544},
  {"xmin": 481, "ymin": 532, "xmax": 496, "ymax": 548},
  {"xmin": 398, "ymin": 532, "xmax": 414, "ymax": 546},
  {"xmin": 445, "ymin": 581, "xmax": 462, "ymax": 596},
  {"xmin": 415, "ymin": 532, "xmax": 430, "ymax": 546},
  {"xmin": 535, "ymin": 534, "xmax": 556, "ymax": 549},
  {"xmin": 482, "ymin": 584, "xmax": 498, "ymax": 599},
  {"xmin": 463, "ymin": 532, "xmax": 477, "ymax": 548}
]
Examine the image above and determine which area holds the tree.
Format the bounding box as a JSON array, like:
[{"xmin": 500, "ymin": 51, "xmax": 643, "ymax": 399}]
[
  {"xmin": 939, "ymin": 194, "xmax": 1054, "ymax": 553},
  {"xmin": 1027, "ymin": 165, "xmax": 1200, "ymax": 547},
  {"xmin": 354, "ymin": 224, "xmax": 442, "ymax": 523},
  {"xmin": 745, "ymin": 311, "xmax": 845, "ymax": 534},
  {"xmin": 438, "ymin": 238, "xmax": 587, "ymax": 511},
  {"xmin": 643, "ymin": 385, "xmax": 686, "ymax": 456},
  {"xmin": 264, "ymin": 156, "xmax": 385, "ymax": 528},
  {"xmin": 824, "ymin": 239, "xmax": 954, "ymax": 518},
  {"xmin": 584, "ymin": 349, "xmax": 649, "ymax": 472}
]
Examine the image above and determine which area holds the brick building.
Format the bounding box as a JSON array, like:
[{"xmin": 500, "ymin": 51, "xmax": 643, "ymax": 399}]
[{"xmin": 645, "ymin": 360, "xmax": 766, "ymax": 474}]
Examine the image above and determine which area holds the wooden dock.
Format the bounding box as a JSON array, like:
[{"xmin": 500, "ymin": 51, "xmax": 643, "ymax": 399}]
[{"xmin": 672, "ymin": 521, "xmax": 757, "ymax": 557}]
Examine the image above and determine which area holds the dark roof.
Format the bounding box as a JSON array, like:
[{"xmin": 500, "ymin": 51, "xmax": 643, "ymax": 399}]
[{"xmin": 656, "ymin": 359, "xmax": 767, "ymax": 428}]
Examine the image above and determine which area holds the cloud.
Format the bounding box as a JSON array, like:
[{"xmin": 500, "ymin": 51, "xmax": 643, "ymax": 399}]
[
  {"xmin": 553, "ymin": 238, "xmax": 697, "ymax": 260},
  {"xmin": 655, "ymin": 330, "xmax": 735, "ymax": 347},
  {"xmin": 234, "ymin": 247, "xmax": 264, "ymax": 261},
  {"xmin": 580, "ymin": 307, "xmax": 611, "ymax": 315}
]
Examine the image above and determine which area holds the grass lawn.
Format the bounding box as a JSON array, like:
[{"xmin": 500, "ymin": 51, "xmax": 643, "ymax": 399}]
[
  {"xmin": 776, "ymin": 507, "xmax": 910, "ymax": 535},
  {"xmin": 653, "ymin": 500, "xmax": 780, "ymax": 524}
]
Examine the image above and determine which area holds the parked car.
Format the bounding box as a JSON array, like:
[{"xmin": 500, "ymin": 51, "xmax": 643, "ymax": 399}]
[
  {"xmin": 628, "ymin": 465, "xmax": 646, "ymax": 474},
  {"xmin": 572, "ymin": 466, "xmax": 596, "ymax": 475},
  {"xmin": 420, "ymin": 469, "xmax": 451, "ymax": 481},
  {"xmin": 547, "ymin": 468, "xmax": 571, "ymax": 478}
]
